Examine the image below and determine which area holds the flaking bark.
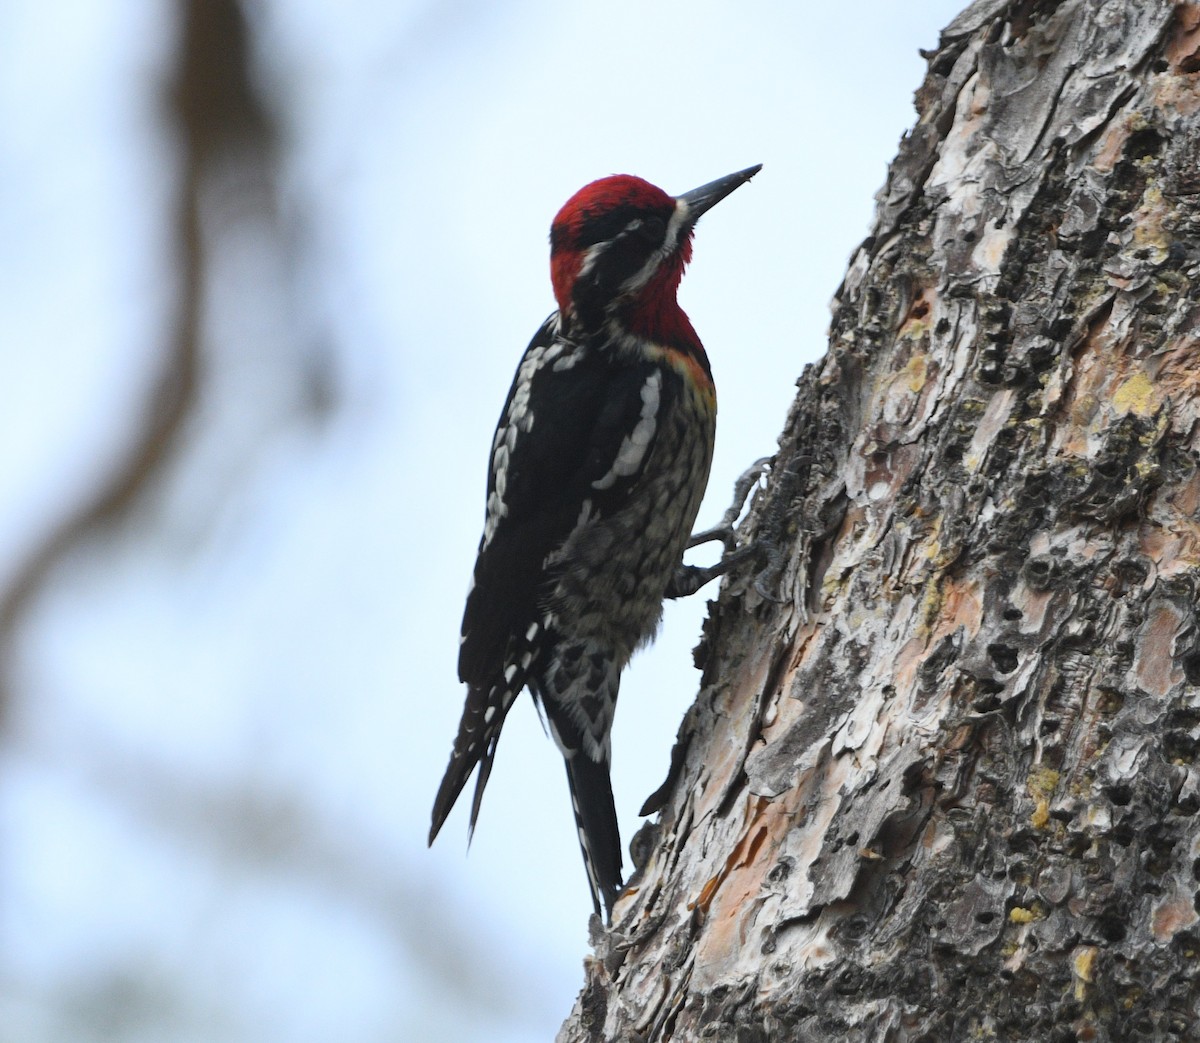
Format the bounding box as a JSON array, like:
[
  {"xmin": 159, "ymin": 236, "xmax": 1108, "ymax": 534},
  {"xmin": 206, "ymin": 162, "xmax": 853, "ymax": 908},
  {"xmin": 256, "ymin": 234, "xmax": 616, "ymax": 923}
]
[{"xmin": 559, "ymin": 1, "xmax": 1200, "ymax": 1039}]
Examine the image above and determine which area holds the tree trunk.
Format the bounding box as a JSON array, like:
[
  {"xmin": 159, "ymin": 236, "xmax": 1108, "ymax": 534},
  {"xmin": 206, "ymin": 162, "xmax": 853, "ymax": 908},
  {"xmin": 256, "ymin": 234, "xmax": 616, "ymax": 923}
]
[{"xmin": 559, "ymin": 1, "xmax": 1200, "ymax": 1039}]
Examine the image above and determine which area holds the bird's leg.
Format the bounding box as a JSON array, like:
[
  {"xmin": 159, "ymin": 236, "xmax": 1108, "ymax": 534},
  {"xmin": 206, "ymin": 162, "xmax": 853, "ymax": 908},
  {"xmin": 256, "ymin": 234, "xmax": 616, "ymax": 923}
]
[
  {"xmin": 686, "ymin": 456, "xmax": 773, "ymax": 551},
  {"xmin": 665, "ymin": 457, "xmax": 772, "ymax": 599},
  {"xmin": 666, "ymin": 543, "xmax": 763, "ymax": 599}
]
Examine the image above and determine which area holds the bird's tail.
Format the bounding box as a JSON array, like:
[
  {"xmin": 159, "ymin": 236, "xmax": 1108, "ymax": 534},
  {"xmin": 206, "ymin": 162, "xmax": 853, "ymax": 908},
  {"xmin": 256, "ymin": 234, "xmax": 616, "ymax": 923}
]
[
  {"xmin": 563, "ymin": 752, "xmax": 623, "ymax": 920},
  {"xmin": 536, "ymin": 650, "xmax": 625, "ymax": 919},
  {"xmin": 429, "ymin": 680, "xmax": 517, "ymax": 846}
]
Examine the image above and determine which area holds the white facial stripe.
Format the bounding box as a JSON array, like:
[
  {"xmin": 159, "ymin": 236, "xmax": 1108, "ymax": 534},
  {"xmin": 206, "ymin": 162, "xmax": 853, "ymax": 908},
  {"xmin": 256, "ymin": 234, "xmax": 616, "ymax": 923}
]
[
  {"xmin": 577, "ymin": 241, "xmax": 605, "ymax": 282},
  {"xmin": 617, "ymin": 199, "xmax": 689, "ymax": 297},
  {"xmin": 664, "ymin": 198, "xmax": 690, "ymax": 252}
]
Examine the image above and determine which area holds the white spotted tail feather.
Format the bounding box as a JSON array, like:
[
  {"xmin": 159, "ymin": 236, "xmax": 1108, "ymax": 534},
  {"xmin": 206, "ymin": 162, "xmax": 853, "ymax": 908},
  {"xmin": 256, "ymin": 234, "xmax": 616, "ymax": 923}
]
[
  {"xmin": 428, "ymin": 664, "xmax": 532, "ymax": 844},
  {"xmin": 429, "ymin": 164, "xmax": 762, "ymax": 922}
]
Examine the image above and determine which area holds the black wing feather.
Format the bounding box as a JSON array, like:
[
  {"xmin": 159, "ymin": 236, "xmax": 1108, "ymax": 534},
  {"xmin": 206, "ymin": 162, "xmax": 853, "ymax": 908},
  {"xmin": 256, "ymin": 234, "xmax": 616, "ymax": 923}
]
[
  {"xmin": 458, "ymin": 319, "xmax": 663, "ymax": 688},
  {"xmin": 433, "ymin": 317, "xmax": 666, "ymax": 850}
]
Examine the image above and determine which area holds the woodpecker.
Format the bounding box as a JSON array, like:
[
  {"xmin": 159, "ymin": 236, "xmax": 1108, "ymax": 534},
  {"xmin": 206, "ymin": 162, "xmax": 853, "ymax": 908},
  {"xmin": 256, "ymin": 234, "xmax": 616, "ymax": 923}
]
[{"xmin": 429, "ymin": 164, "xmax": 762, "ymax": 920}]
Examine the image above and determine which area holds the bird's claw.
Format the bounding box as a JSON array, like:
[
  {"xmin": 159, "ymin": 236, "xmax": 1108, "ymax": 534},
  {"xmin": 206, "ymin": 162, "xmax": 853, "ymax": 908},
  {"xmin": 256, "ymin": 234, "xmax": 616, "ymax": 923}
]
[
  {"xmin": 667, "ymin": 457, "xmax": 775, "ymax": 600},
  {"xmin": 686, "ymin": 456, "xmax": 772, "ymax": 553},
  {"xmin": 665, "ymin": 543, "xmax": 763, "ymax": 599}
]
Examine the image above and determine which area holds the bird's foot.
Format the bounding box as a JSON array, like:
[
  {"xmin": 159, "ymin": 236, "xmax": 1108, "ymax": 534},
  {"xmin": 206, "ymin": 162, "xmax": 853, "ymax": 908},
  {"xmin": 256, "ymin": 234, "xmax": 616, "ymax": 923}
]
[
  {"xmin": 666, "ymin": 457, "xmax": 774, "ymax": 599},
  {"xmin": 686, "ymin": 456, "xmax": 772, "ymax": 553}
]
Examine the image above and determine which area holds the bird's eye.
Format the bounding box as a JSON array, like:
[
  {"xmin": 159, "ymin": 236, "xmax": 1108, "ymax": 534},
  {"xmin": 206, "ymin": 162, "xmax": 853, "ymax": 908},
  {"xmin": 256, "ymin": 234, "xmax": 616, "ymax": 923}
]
[{"xmin": 640, "ymin": 215, "xmax": 667, "ymax": 242}]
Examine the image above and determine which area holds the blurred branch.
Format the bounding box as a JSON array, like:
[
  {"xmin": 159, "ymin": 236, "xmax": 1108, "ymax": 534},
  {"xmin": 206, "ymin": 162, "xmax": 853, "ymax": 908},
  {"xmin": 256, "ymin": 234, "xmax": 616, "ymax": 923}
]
[{"xmin": 0, "ymin": 0, "xmax": 274, "ymax": 712}]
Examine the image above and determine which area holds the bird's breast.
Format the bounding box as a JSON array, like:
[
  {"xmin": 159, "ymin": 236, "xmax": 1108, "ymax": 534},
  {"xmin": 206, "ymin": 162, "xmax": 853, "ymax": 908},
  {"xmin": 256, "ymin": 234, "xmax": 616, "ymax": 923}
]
[{"xmin": 545, "ymin": 368, "xmax": 715, "ymax": 662}]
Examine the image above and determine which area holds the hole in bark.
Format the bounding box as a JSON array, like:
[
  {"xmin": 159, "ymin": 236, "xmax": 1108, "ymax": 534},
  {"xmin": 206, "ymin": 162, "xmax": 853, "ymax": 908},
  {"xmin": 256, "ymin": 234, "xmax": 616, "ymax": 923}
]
[
  {"xmin": 1167, "ymin": 241, "xmax": 1190, "ymax": 269},
  {"xmin": 1009, "ymin": 830, "xmax": 1038, "ymax": 855},
  {"xmin": 988, "ymin": 643, "xmax": 1019, "ymax": 674},
  {"xmin": 833, "ymin": 967, "xmax": 864, "ymax": 996},
  {"xmin": 1175, "ymin": 929, "xmax": 1200, "ymax": 956},
  {"xmin": 1061, "ymin": 1000, "xmax": 1085, "ymax": 1022},
  {"xmin": 1112, "ymin": 558, "xmax": 1150, "ymax": 596},
  {"xmin": 1003, "ymin": 607, "xmax": 1022, "ymax": 621},
  {"xmin": 1145, "ymin": 845, "xmax": 1175, "ymax": 877},
  {"xmin": 1181, "ymin": 652, "xmax": 1200, "ymax": 686},
  {"xmin": 977, "ymin": 361, "xmax": 1004, "ymax": 386},
  {"xmin": 1095, "ymin": 916, "xmax": 1126, "ymax": 943},
  {"xmin": 1165, "ymin": 731, "xmax": 1198, "ymax": 763},
  {"xmin": 1079, "ymin": 228, "xmax": 1107, "ymax": 258},
  {"xmin": 1176, "ymin": 794, "xmax": 1200, "ymax": 816},
  {"xmin": 975, "ymin": 910, "xmax": 997, "ymax": 925},
  {"xmin": 1065, "ymin": 832, "xmax": 1091, "ymax": 859},
  {"xmin": 963, "ymin": 230, "xmax": 976, "ymax": 243},
  {"xmin": 1111, "ymin": 824, "xmax": 1134, "ymax": 847},
  {"xmin": 1149, "ymin": 831, "xmax": 1178, "ymax": 856},
  {"xmin": 839, "ymin": 915, "xmax": 870, "ymax": 941},
  {"xmin": 767, "ymin": 857, "xmax": 793, "ymax": 883},
  {"xmin": 1126, "ymin": 127, "xmax": 1164, "ymax": 162},
  {"xmin": 1107, "ymin": 784, "xmax": 1133, "ymax": 807},
  {"xmin": 1028, "ymin": 342, "xmax": 1058, "ymax": 372},
  {"xmin": 936, "ymin": 318, "xmax": 950, "ymax": 335},
  {"xmin": 1003, "ymin": 363, "xmax": 1035, "ymax": 388},
  {"xmin": 973, "ymin": 693, "xmax": 1002, "ymax": 713},
  {"xmin": 1044, "ymin": 317, "xmax": 1072, "ymax": 340},
  {"xmin": 1040, "ymin": 718, "xmax": 1061, "ymax": 735},
  {"xmin": 1023, "ymin": 556, "xmax": 1055, "ymax": 591}
]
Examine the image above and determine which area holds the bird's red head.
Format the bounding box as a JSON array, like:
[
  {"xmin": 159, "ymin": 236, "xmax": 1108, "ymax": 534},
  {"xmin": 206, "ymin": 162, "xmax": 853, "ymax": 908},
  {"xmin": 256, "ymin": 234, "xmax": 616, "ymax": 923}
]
[
  {"xmin": 549, "ymin": 175, "xmax": 681, "ymax": 324},
  {"xmin": 547, "ymin": 166, "xmax": 761, "ymax": 345}
]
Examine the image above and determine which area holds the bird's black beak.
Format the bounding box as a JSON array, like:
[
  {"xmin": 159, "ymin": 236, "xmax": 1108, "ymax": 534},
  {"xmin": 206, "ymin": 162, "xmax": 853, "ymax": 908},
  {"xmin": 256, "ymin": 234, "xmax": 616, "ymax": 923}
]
[{"xmin": 676, "ymin": 164, "xmax": 762, "ymax": 224}]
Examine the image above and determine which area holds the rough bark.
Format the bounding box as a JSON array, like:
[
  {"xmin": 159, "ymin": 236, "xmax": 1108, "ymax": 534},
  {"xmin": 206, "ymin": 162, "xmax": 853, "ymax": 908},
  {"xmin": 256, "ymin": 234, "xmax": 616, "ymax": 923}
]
[{"xmin": 560, "ymin": 1, "xmax": 1200, "ymax": 1040}]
